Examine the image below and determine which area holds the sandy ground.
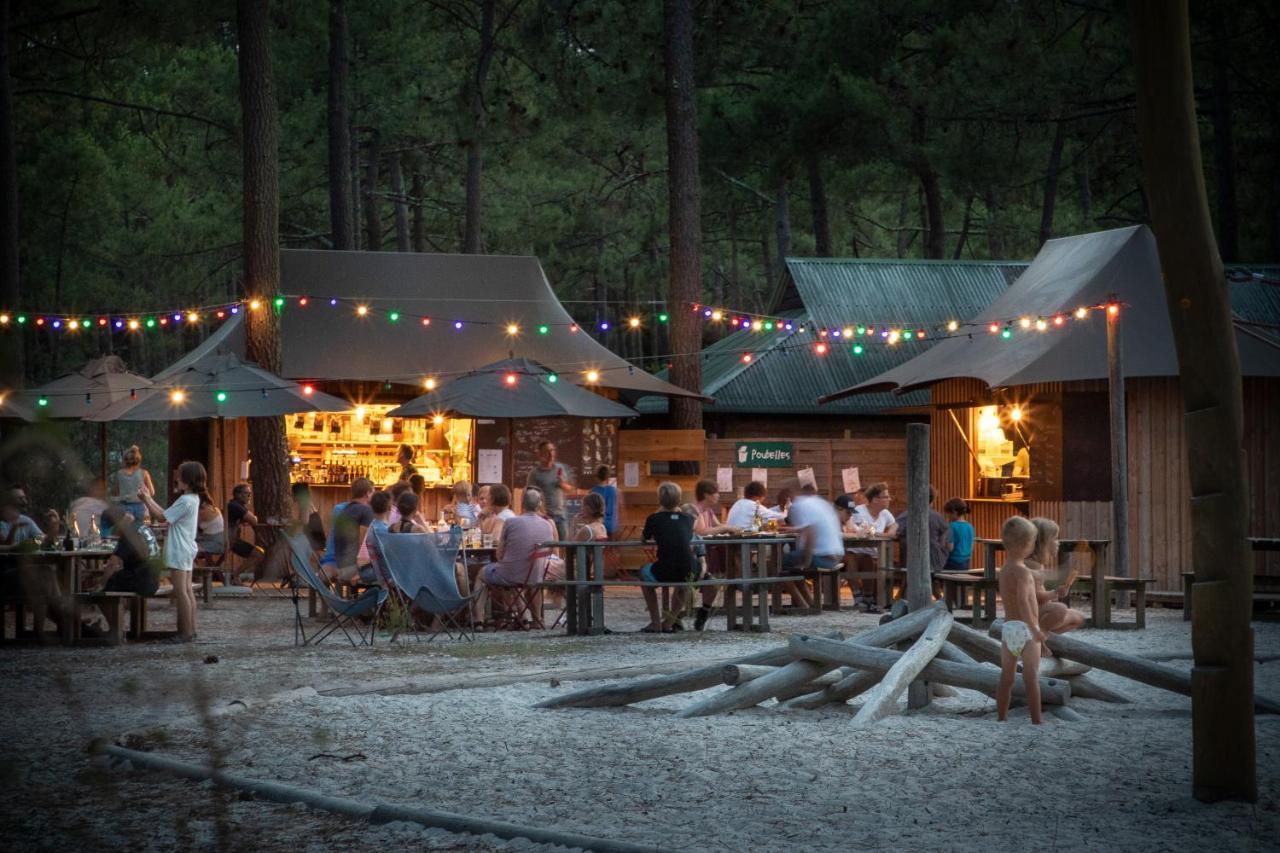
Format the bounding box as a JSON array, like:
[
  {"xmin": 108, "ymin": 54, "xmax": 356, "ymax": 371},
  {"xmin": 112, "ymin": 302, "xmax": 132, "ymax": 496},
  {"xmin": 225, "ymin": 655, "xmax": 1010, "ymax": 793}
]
[{"xmin": 1, "ymin": 587, "xmax": 1277, "ymax": 852}]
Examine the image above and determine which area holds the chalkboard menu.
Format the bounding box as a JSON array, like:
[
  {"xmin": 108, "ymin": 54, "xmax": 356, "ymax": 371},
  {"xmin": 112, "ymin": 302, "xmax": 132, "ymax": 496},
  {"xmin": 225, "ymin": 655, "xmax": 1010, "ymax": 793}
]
[
  {"xmin": 507, "ymin": 418, "xmax": 617, "ymax": 489},
  {"xmin": 1024, "ymin": 396, "xmax": 1062, "ymax": 502},
  {"xmin": 1061, "ymin": 391, "xmax": 1113, "ymax": 502}
]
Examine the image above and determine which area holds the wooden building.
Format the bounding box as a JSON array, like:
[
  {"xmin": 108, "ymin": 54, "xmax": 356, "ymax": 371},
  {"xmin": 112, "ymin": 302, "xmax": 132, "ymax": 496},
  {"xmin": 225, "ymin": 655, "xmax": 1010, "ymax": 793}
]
[{"xmin": 824, "ymin": 226, "xmax": 1280, "ymax": 592}]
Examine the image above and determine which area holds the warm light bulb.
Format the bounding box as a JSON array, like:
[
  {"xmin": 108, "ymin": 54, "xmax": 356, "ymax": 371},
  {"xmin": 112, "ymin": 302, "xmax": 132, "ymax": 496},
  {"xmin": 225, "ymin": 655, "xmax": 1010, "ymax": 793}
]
[
  {"xmin": 187, "ymin": 312, "xmax": 199, "ymax": 324},
  {"xmin": 629, "ymin": 316, "xmax": 642, "ymax": 328},
  {"xmin": 299, "ymin": 297, "xmax": 309, "ymax": 306},
  {"xmin": 710, "ymin": 311, "xmax": 721, "ymax": 322},
  {"xmin": 504, "ymin": 373, "xmax": 518, "ymax": 385},
  {"xmin": 382, "ymin": 418, "xmax": 393, "ymax": 431},
  {"xmin": 988, "ymin": 323, "xmax": 999, "ymax": 334},
  {"xmin": 421, "ymin": 317, "xmax": 431, "ymax": 326},
  {"xmin": 506, "ymin": 323, "xmax": 520, "ymax": 336},
  {"xmin": 585, "ymin": 370, "xmax": 600, "ymax": 383},
  {"xmin": 355, "ymin": 405, "xmax": 367, "ymax": 421},
  {"xmin": 1107, "ymin": 303, "xmax": 1119, "ymax": 316},
  {"xmin": 1075, "ymin": 307, "xmax": 1088, "ymax": 319},
  {"xmin": 423, "ymin": 377, "xmax": 437, "ymax": 390},
  {"xmin": 128, "ymin": 319, "xmax": 140, "ymax": 331},
  {"xmin": 170, "ymin": 390, "xmax": 186, "ymax": 403},
  {"xmin": 751, "ymin": 320, "xmax": 763, "ymax": 331},
  {"xmin": 1011, "ymin": 406, "xmax": 1023, "ymax": 422},
  {"xmin": 0, "ymin": 314, "xmax": 8, "ymax": 325},
  {"xmin": 887, "ymin": 330, "xmax": 901, "ymax": 345},
  {"xmin": 1035, "ymin": 319, "xmax": 1048, "ymax": 331},
  {"xmin": 356, "ymin": 305, "xmax": 369, "ymax": 317},
  {"xmin": 1054, "ymin": 315, "xmax": 1065, "ymax": 326},
  {"xmin": 432, "ymin": 415, "xmax": 444, "ymax": 427},
  {"xmin": 741, "ymin": 353, "xmax": 752, "ymax": 364},
  {"xmin": 814, "ymin": 342, "xmax": 828, "ymax": 355},
  {"xmin": 1019, "ymin": 317, "xmax": 1032, "ymax": 329},
  {"xmin": 842, "ymin": 327, "xmax": 853, "ymax": 338},
  {"xmin": 249, "ymin": 299, "xmax": 262, "ymax": 311},
  {"xmin": 946, "ymin": 320, "xmax": 959, "ymax": 332},
  {"xmin": 302, "ymin": 384, "xmax": 314, "ymax": 396}
]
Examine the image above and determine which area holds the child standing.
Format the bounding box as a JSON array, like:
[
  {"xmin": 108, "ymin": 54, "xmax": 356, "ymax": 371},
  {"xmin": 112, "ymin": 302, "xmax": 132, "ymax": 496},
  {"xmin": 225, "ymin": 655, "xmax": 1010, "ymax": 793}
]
[
  {"xmin": 996, "ymin": 515, "xmax": 1047, "ymax": 724},
  {"xmin": 589, "ymin": 465, "xmax": 619, "ymax": 537},
  {"xmin": 942, "ymin": 498, "xmax": 974, "ymax": 571},
  {"xmin": 138, "ymin": 460, "xmax": 206, "ymax": 642}
]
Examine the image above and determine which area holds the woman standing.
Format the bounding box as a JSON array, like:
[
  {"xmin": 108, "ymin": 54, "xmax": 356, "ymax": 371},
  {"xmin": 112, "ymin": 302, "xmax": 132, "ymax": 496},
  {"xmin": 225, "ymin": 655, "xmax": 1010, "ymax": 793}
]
[
  {"xmin": 138, "ymin": 461, "xmax": 205, "ymax": 642},
  {"xmin": 109, "ymin": 445, "xmax": 155, "ymax": 523}
]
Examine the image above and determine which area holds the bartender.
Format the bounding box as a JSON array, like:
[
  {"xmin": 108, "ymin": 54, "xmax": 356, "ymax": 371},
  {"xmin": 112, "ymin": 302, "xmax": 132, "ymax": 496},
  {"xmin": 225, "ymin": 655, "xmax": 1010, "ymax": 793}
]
[{"xmin": 396, "ymin": 443, "xmax": 418, "ymax": 483}]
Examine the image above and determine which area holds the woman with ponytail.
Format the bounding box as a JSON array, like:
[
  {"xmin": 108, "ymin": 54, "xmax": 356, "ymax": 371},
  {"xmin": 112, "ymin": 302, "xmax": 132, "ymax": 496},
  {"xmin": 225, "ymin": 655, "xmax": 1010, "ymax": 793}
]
[{"xmin": 138, "ymin": 460, "xmax": 206, "ymax": 642}]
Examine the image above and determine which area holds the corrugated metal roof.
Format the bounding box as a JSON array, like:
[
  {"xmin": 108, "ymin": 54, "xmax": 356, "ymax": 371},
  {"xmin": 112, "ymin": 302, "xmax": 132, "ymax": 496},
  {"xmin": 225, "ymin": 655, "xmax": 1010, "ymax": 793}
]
[
  {"xmin": 639, "ymin": 258, "xmax": 1024, "ymax": 415},
  {"xmin": 1229, "ymin": 265, "xmax": 1280, "ymax": 350}
]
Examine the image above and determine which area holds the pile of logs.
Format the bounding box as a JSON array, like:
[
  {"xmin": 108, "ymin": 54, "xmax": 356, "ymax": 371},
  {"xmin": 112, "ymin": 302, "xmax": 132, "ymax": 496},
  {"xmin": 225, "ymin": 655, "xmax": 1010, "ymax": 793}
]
[{"xmin": 536, "ymin": 601, "xmax": 1280, "ymax": 724}]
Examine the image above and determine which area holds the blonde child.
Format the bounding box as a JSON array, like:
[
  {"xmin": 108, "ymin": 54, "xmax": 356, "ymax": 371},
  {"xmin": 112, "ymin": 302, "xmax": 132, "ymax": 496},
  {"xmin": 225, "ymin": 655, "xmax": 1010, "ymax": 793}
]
[
  {"xmin": 1028, "ymin": 517, "xmax": 1085, "ymax": 637},
  {"xmin": 996, "ymin": 515, "xmax": 1046, "ymax": 724}
]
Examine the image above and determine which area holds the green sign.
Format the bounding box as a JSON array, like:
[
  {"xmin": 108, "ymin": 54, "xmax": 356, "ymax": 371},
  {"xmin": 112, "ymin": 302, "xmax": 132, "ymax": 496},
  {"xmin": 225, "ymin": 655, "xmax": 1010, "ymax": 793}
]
[{"xmin": 735, "ymin": 441, "xmax": 794, "ymax": 468}]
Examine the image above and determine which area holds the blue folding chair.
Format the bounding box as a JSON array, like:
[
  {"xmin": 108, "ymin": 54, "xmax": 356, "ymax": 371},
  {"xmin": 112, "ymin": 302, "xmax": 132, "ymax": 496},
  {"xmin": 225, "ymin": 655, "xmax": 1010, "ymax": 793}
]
[
  {"xmin": 286, "ymin": 533, "xmax": 386, "ymax": 647},
  {"xmin": 370, "ymin": 529, "xmax": 475, "ymax": 641}
]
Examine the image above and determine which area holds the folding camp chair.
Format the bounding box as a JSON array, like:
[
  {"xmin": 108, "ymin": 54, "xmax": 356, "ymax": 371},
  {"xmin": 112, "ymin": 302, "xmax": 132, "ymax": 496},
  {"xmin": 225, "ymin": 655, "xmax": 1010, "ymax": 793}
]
[
  {"xmin": 285, "ymin": 533, "xmax": 385, "ymax": 647},
  {"xmin": 370, "ymin": 529, "xmax": 475, "ymax": 641},
  {"xmin": 487, "ymin": 554, "xmax": 561, "ymax": 631}
]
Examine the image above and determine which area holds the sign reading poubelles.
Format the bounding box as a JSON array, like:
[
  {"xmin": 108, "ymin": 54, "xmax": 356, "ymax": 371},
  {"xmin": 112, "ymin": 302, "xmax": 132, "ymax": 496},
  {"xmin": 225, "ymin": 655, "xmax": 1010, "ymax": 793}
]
[{"xmin": 734, "ymin": 441, "xmax": 794, "ymax": 468}]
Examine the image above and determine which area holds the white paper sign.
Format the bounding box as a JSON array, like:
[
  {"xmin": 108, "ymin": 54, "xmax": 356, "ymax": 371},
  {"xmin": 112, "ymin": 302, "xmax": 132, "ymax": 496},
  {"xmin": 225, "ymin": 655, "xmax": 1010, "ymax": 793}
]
[
  {"xmin": 797, "ymin": 467, "xmax": 817, "ymax": 490},
  {"xmin": 477, "ymin": 449, "xmax": 503, "ymax": 484},
  {"xmin": 716, "ymin": 466, "xmax": 734, "ymax": 493},
  {"xmin": 841, "ymin": 466, "xmax": 861, "ymax": 494},
  {"xmin": 751, "ymin": 468, "xmax": 768, "ymax": 488},
  {"xmin": 623, "ymin": 462, "xmax": 640, "ymax": 488}
]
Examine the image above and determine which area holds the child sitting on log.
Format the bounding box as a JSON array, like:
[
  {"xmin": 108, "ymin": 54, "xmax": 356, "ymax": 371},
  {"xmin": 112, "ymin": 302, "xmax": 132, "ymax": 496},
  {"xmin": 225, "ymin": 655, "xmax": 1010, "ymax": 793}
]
[
  {"xmin": 1028, "ymin": 517, "xmax": 1085, "ymax": 638},
  {"xmin": 996, "ymin": 515, "xmax": 1047, "ymax": 725}
]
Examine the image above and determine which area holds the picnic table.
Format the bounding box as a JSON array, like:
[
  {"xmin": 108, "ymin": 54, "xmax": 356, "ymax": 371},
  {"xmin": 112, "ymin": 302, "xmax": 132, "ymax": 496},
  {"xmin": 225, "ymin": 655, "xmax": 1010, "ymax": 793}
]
[
  {"xmin": 546, "ymin": 534, "xmax": 800, "ymax": 635},
  {"xmin": 1182, "ymin": 537, "xmax": 1280, "ymax": 620},
  {"xmin": 976, "ymin": 537, "xmax": 1116, "ymax": 627},
  {"xmin": 0, "ymin": 546, "xmax": 119, "ymax": 644},
  {"xmin": 840, "ymin": 535, "xmax": 896, "ymax": 610}
]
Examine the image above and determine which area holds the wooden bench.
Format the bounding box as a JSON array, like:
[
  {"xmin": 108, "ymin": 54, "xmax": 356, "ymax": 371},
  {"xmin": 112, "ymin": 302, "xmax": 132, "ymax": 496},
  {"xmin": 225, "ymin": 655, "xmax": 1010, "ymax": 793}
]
[
  {"xmin": 72, "ymin": 591, "xmax": 138, "ymax": 645},
  {"xmin": 936, "ymin": 572, "xmax": 1000, "ymax": 628},
  {"xmin": 1074, "ymin": 576, "xmax": 1154, "ymax": 629},
  {"xmin": 545, "ymin": 576, "xmax": 806, "ymax": 633},
  {"xmin": 1182, "ymin": 571, "xmax": 1280, "ymax": 621},
  {"xmin": 796, "ymin": 564, "xmax": 844, "ymax": 615},
  {"xmin": 190, "ymin": 567, "xmax": 214, "ymax": 604},
  {"xmin": 0, "ymin": 594, "xmax": 62, "ymax": 644}
]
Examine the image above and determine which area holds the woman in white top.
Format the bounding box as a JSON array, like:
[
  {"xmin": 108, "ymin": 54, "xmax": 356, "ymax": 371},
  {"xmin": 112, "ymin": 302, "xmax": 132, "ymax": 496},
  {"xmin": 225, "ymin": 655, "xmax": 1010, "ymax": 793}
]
[
  {"xmin": 846, "ymin": 482, "xmax": 897, "ymax": 613},
  {"xmin": 725, "ymin": 481, "xmax": 786, "ymax": 529},
  {"xmin": 138, "ymin": 460, "xmax": 206, "ymax": 642}
]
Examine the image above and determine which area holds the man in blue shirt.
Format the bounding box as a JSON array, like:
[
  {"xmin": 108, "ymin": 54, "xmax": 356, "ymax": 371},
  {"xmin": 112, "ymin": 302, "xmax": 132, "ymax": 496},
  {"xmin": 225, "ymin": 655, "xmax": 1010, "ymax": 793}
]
[{"xmin": 0, "ymin": 487, "xmax": 44, "ymax": 551}]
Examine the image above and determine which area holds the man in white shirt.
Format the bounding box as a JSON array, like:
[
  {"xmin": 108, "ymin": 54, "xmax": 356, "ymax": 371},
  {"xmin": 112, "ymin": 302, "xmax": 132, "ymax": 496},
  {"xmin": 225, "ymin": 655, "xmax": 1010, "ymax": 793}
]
[
  {"xmin": 726, "ymin": 481, "xmax": 786, "ymax": 529},
  {"xmin": 785, "ymin": 487, "xmax": 844, "ymax": 572}
]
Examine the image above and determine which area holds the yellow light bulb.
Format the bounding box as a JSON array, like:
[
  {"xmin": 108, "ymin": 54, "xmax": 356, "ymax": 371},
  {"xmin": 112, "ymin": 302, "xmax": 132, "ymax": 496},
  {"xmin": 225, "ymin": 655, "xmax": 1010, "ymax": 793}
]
[
  {"xmin": 423, "ymin": 378, "xmax": 437, "ymax": 390},
  {"xmin": 432, "ymin": 415, "xmax": 444, "ymax": 427},
  {"xmin": 629, "ymin": 316, "xmax": 642, "ymax": 328},
  {"xmin": 751, "ymin": 320, "xmax": 763, "ymax": 331},
  {"xmin": 127, "ymin": 319, "xmax": 140, "ymax": 331},
  {"xmin": 356, "ymin": 305, "xmax": 369, "ymax": 317},
  {"xmin": 709, "ymin": 311, "xmax": 721, "ymax": 322},
  {"xmin": 946, "ymin": 320, "xmax": 959, "ymax": 332},
  {"xmin": 1035, "ymin": 319, "xmax": 1048, "ymax": 331},
  {"xmin": 1075, "ymin": 307, "xmax": 1088, "ymax": 319},
  {"xmin": 1011, "ymin": 406, "xmax": 1023, "ymax": 422},
  {"xmin": 354, "ymin": 405, "xmax": 366, "ymax": 421},
  {"xmin": 506, "ymin": 323, "xmax": 520, "ymax": 336},
  {"xmin": 842, "ymin": 328, "xmax": 854, "ymax": 338},
  {"xmin": 585, "ymin": 370, "xmax": 600, "ymax": 383},
  {"xmin": 170, "ymin": 390, "xmax": 186, "ymax": 403},
  {"xmin": 249, "ymin": 299, "xmax": 262, "ymax": 311},
  {"xmin": 1019, "ymin": 316, "xmax": 1032, "ymax": 329},
  {"xmin": 187, "ymin": 312, "xmax": 199, "ymax": 324}
]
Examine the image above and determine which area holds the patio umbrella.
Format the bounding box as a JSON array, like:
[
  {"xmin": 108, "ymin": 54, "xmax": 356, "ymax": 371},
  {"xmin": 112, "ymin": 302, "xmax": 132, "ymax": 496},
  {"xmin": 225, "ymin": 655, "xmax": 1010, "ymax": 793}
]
[
  {"xmin": 10, "ymin": 356, "xmax": 155, "ymax": 480},
  {"xmin": 386, "ymin": 358, "xmax": 638, "ymax": 419},
  {"xmin": 87, "ymin": 353, "xmax": 349, "ymax": 421}
]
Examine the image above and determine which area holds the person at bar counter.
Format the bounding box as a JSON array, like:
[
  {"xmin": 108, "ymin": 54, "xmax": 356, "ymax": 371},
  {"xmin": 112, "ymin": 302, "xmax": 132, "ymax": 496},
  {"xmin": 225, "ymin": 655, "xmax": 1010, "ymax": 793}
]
[
  {"xmin": 396, "ymin": 443, "xmax": 418, "ymax": 482},
  {"xmin": 726, "ymin": 481, "xmax": 785, "ymax": 530},
  {"xmin": 137, "ymin": 461, "xmax": 206, "ymax": 642},
  {"xmin": 109, "ymin": 444, "xmax": 155, "ymax": 523},
  {"xmin": 526, "ymin": 440, "xmax": 573, "ymax": 541},
  {"xmin": 329, "ymin": 477, "xmax": 375, "ymax": 584}
]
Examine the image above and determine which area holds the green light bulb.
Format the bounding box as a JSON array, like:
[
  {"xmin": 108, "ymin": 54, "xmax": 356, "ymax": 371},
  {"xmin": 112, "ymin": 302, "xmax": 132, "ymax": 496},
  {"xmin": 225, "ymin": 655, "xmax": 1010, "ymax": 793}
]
[
  {"xmin": 764, "ymin": 321, "xmax": 774, "ymax": 331},
  {"xmin": 1001, "ymin": 328, "xmax": 1012, "ymax": 339},
  {"xmin": 547, "ymin": 374, "xmax": 558, "ymax": 384},
  {"xmin": 16, "ymin": 315, "xmax": 26, "ymax": 324},
  {"xmin": 215, "ymin": 391, "xmax": 228, "ymax": 403},
  {"xmin": 388, "ymin": 311, "xmax": 400, "ymax": 322},
  {"xmin": 81, "ymin": 319, "xmax": 91, "ymax": 328},
  {"xmin": 538, "ymin": 325, "xmax": 549, "ymax": 335},
  {"xmin": 658, "ymin": 313, "xmax": 669, "ymax": 323},
  {"xmin": 38, "ymin": 397, "xmax": 48, "ymax": 407},
  {"xmin": 274, "ymin": 297, "xmax": 285, "ymax": 309},
  {"xmin": 146, "ymin": 318, "xmax": 156, "ymax": 328},
  {"xmin": 852, "ymin": 344, "xmax": 863, "ymax": 355}
]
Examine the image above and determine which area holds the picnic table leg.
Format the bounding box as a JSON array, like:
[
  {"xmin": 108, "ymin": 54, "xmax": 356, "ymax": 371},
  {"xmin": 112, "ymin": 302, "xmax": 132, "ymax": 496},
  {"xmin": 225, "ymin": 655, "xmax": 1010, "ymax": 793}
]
[
  {"xmin": 1092, "ymin": 543, "xmax": 1109, "ymax": 629},
  {"xmin": 564, "ymin": 547, "xmax": 578, "ymax": 635},
  {"xmin": 1183, "ymin": 572, "xmax": 1193, "ymax": 622},
  {"xmin": 740, "ymin": 543, "xmax": 754, "ymax": 632},
  {"xmin": 590, "ymin": 544, "xmax": 605, "ymax": 635},
  {"xmin": 724, "ymin": 546, "xmax": 739, "ymax": 631},
  {"xmin": 756, "ymin": 544, "xmax": 772, "ymax": 632},
  {"xmin": 983, "ymin": 542, "xmax": 998, "ymax": 622}
]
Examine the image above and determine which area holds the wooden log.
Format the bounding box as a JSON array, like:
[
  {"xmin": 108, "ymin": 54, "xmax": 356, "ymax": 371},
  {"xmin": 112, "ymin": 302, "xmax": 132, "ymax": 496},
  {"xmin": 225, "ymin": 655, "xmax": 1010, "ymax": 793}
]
[
  {"xmin": 1040, "ymin": 658, "xmax": 1094, "ymax": 678},
  {"xmin": 771, "ymin": 671, "xmax": 842, "ymax": 703},
  {"xmin": 788, "ymin": 634, "xmax": 1070, "ymax": 706},
  {"xmin": 905, "ymin": 423, "xmax": 933, "ymax": 710},
  {"xmin": 1064, "ymin": 674, "xmax": 1133, "ymax": 704},
  {"xmin": 1051, "ymin": 705, "xmax": 1085, "ymax": 722},
  {"xmin": 534, "ymin": 632, "xmax": 843, "ymax": 709},
  {"xmin": 936, "ymin": 642, "xmax": 978, "ymax": 665},
  {"xmin": 721, "ymin": 664, "xmax": 780, "ymax": 687},
  {"xmin": 931, "ymin": 683, "xmax": 959, "ymax": 698},
  {"xmin": 948, "ymin": 621, "xmax": 1004, "ymax": 665},
  {"xmin": 996, "ymin": 625, "xmax": 1280, "ymax": 715},
  {"xmin": 675, "ymin": 602, "xmax": 946, "ymax": 719},
  {"xmin": 779, "ymin": 670, "xmax": 882, "ymax": 710},
  {"xmin": 852, "ymin": 609, "xmax": 953, "ymax": 725}
]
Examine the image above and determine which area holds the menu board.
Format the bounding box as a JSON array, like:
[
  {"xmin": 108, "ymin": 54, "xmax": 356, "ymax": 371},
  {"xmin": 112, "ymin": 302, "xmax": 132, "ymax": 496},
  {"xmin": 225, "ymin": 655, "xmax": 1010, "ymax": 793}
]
[
  {"xmin": 1062, "ymin": 391, "xmax": 1112, "ymax": 502},
  {"xmin": 1024, "ymin": 396, "xmax": 1062, "ymax": 502},
  {"xmin": 509, "ymin": 418, "xmax": 618, "ymax": 489}
]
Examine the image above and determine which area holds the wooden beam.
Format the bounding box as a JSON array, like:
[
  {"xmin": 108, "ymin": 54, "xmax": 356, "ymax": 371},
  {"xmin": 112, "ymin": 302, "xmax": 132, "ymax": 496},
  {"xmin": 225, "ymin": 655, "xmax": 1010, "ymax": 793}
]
[
  {"xmin": 906, "ymin": 424, "xmax": 933, "ymax": 709},
  {"xmin": 853, "ymin": 609, "xmax": 952, "ymax": 725}
]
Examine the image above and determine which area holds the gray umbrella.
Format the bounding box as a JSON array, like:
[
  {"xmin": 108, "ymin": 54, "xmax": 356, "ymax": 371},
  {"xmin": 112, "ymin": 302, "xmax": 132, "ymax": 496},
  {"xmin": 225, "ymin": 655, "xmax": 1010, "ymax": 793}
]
[
  {"xmin": 88, "ymin": 353, "xmax": 350, "ymax": 421},
  {"xmin": 0, "ymin": 390, "xmax": 36, "ymax": 422},
  {"xmin": 387, "ymin": 358, "xmax": 638, "ymax": 419},
  {"xmin": 15, "ymin": 355, "xmax": 153, "ymax": 419}
]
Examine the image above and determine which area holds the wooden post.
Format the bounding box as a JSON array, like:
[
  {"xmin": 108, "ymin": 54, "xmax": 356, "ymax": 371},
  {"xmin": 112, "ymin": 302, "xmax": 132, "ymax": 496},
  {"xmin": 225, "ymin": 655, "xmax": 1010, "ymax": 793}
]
[
  {"xmin": 1106, "ymin": 294, "xmax": 1130, "ymax": 607},
  {"xmin": 853, "ymin": 610, "xmax": 951, "ymax": 725},
  {"xmin": 906, "ymin": 423, "xmax": 932, "ymax": 709}
]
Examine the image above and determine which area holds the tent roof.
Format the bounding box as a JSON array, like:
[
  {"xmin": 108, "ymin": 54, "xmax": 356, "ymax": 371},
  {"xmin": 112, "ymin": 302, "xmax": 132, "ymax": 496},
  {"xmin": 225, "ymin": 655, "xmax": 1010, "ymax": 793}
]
[
  {"xmin": 12, "ymin": 355, "xmax": 153, "ymax": 419},
  {"xmin": 822, "ymin": 226, "xmax": 1280, "ymax": 402},
  {"xmin": 387, "ymin": 358, "xmax": 637, "ymax": 419},
  {"xmin": 639, "ymin": 258, "xmax": 1021, "ymax": 415},
  {"xmin": 156, "ymin": 250, "xmax": 705, "ymax": 403}
]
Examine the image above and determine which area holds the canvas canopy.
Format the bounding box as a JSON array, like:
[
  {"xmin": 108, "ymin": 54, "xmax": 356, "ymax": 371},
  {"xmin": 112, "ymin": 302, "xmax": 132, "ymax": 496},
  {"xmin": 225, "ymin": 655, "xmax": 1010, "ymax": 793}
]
[
  {"xmin": 822, "ymin": 226, "xmax": 1280, "ymax": 402},
  {"xmin": 387, "ymin": 358, "xmax": 637, "ymax": 419},
  {"xmin": 13, "ymin": 355, "xmax": 152, "ymax": 419},
  {"xmin": 89, "ymin": 353, "xmax": 349, "ymax": 421},
  {"xmin": 157, "ymin": 250, "xmax": 707, "ymax": 404}
]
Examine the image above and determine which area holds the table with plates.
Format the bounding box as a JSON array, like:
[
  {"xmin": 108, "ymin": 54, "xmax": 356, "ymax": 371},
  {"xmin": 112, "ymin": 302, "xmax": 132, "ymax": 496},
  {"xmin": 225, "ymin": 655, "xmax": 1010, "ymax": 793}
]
[{"xmin": 0, "ymin": 545, "xmax": 119, "ymax": 644}]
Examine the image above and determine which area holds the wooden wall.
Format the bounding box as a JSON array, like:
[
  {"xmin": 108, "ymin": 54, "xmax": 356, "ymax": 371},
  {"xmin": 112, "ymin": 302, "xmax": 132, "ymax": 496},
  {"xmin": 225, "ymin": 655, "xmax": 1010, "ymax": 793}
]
[{"xmin": 930, "ymin": 376, "xmax": 1280, "ymax": 591}]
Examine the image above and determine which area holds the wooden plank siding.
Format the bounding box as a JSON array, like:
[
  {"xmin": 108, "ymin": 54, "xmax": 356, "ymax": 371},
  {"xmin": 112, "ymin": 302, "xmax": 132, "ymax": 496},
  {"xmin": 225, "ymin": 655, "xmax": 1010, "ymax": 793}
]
[{"xmin": 930, "ymin": 376, "xmax": 1280, "ymax": 591}]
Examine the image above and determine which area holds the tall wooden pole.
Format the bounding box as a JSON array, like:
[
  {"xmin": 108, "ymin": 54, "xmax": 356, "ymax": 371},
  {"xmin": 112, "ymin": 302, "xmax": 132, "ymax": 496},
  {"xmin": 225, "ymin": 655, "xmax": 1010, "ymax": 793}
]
[
  {"xmin": 1106, "ymin": 297, "xmax": 1130, "ymax": 604},
  {"xmin": 1131, "ymin": 0, "xmax": 1254, "ymax": 802},
  {"xmin": 906, "ymin": 422, "xmax": 932, "ymax": 709}
]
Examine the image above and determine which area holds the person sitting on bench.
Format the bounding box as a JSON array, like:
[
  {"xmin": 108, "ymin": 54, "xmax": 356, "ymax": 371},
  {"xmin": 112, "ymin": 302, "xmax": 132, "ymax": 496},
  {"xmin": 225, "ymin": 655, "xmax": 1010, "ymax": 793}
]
[
  {"xmin": 1028, "ymin": 517, "xmax": 1084, "ymax": 637},
  {"xmin": 639, "ymin": 482, "xmax": 702, "ymax": 633},
  {"xmin": 99, "ymin": 505, "xmax": 161, "ymax": 598},
  {"xmin": 777, "ymin": 484, "xmax": 836, "ymax": 610}
]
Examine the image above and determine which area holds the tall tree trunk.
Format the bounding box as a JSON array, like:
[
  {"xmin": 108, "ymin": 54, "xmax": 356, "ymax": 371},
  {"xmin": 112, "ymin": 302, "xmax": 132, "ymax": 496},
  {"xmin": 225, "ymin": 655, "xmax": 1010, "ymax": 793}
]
[
  {"xmin": 349, "ymin": 118, "xmax": 361, "ymax": 249},
  {"xmin": 326, "ymin": 0, "xmax": 354, "ymax": 250},
  {"xmin": 773, "ymin": 178, "xmax": 791, "ymax": 284},
  {"xmin": 363, "ymin": 129, "xmax": 381, "ymax": 250},
  {"xmin": 389, "ymin": 153, "xmax": 410, "ymax": 252},
  {"xmin": 1209, "ymin": 3, "xmax": 1238, "ymax": 261},
  {"xmin": 759, "ymin": 217, "xmax": 772, "ymax": 309},
  {"xmin": 237, "ymin": 0, "xmax": 290, "ymax": 524},
  {"xmin": 917, "ymin": 164, "xmax": 944, "ymax": 258},
  {"xmin": 727, "ymin": 201, "xmax": 742, "ymax": 308},
  {"xmin": 463, "ymin": 0, "xmax": 496, "ymax": 255},
  {"xmin": 663, "ymin": 0, "xmax": 703, "ymax": 431},
  {"xmin": 895, "ymin": 185, "xmax": 912, "ymax": 258},
  {"xmin": 953, "ymin": 193, "xmax": 974, "ymax": 260},
  {"xmin": 1131, "ymin": 0, "xmax": 1254, "ymax": 804},
  {"xmin": 411, "ymin": 170, "xmax": 426, "ymax": 252},
  {"xmin": 806, "ymin": 152, "xmax": 831, "ymax": 257},
  {"xmin": 0, "ymin": 0, "xmax": 21, "ymax": 389},
  {"xmin": 1039, "ymin": 118, "xmax": 1067, "ymax": 246},
  {"xmin": 1077, "ymin": 148, "xmax": 1093, "ymax": 227},
  {"xmin": 984, "ymin": 190, "xmax": 1004, "ymax": 257}
]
